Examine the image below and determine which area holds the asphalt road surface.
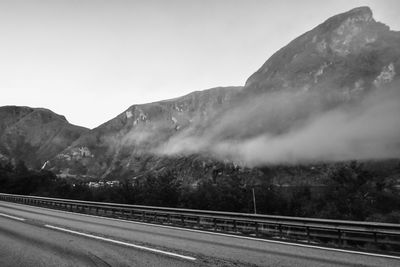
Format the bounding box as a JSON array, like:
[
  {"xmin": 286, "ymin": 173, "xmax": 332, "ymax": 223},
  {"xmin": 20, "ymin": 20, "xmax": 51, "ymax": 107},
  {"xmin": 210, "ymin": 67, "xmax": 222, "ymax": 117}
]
[{"xmin": 0, "ymin": 201, "xmax": 399, "ymax": 267}]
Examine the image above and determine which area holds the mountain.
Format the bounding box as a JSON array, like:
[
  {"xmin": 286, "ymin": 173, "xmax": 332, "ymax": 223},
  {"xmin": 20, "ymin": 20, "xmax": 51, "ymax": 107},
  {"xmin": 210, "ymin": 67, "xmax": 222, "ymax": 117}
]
[
  {"xmin": 0, "ymin": 106, "xmax": 89, "ymax": 168},
  {"xmin": 245, "ymin": 6, "xmax": 399, "ymax": 96},
  {"xmin": 171, "ymin": 6, "xmax": 400, "ymax": 165},
  {"xmin": 1, "ymin": 7, "xmax": 399, "ymax": 185},
  {"xmin": 51, "ymin": 86, "xmax": 243, "ymax": 179}
]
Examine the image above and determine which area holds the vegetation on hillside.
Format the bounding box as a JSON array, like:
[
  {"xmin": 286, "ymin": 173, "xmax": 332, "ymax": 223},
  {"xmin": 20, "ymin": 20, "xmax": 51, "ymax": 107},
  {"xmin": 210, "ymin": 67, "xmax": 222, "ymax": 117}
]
[{"xmin": 1, "ymin": 160, "xmax": 399, "ymax": 223}]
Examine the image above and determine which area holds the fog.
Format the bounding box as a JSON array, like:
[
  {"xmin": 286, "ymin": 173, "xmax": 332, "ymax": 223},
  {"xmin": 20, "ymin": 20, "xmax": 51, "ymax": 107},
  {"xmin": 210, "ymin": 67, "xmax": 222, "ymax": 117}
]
[{"xmin": 156, "ymin": 83, "xmax": 400, "ymax": 166}]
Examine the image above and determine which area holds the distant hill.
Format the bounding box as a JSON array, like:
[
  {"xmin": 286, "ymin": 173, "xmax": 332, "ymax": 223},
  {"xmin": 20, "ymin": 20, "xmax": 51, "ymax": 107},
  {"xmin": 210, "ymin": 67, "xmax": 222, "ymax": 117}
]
[{"xmin": 0, "ymin": 106, "xmax": 88, "ymax": 168}]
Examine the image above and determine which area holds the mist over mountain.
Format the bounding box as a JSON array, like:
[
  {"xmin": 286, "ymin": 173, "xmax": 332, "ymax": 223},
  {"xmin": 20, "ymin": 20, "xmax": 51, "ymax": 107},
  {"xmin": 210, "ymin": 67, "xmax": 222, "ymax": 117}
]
[
  {"xmin": 156, "ymin": 6, "xmax": 400, "ymax": 165},
  {"xmin": 1, "ymin": 7, "xmax": 399, "ymax": 182}
]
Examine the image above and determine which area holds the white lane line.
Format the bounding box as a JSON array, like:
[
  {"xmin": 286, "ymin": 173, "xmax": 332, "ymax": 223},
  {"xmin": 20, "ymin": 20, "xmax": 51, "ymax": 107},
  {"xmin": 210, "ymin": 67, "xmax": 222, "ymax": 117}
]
[
  {"xmin": 0, "ymin": 212, "xmax": 25, "ymax": 221},
  {"xmin": 3, "ymin": 201, "xmax": 400, "ymax": 261},
  {"xmin": 44, "ymin": 224, "xmax": 196, "ymax": 261}
]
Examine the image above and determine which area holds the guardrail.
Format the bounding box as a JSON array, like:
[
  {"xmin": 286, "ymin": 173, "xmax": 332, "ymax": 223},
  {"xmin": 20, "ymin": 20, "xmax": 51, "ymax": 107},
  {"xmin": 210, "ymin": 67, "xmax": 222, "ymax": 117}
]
[{"xmin": 1, "ymin": 192, "xmax": 399, "ymax": 254}]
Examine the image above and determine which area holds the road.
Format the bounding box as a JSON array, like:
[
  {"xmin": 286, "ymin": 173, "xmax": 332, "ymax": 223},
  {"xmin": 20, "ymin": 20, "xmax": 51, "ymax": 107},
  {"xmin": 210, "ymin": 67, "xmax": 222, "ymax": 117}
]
[{"xmin": 0, "ymin": 201, "xmax": 399, "ymax": 267}]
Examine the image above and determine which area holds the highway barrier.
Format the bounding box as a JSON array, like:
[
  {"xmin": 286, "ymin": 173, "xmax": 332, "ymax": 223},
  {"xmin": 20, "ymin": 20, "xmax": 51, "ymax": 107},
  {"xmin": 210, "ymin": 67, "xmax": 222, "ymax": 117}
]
[{"xmin": 1, "ymin": 192, "xmax": 399, "ymax": 254}]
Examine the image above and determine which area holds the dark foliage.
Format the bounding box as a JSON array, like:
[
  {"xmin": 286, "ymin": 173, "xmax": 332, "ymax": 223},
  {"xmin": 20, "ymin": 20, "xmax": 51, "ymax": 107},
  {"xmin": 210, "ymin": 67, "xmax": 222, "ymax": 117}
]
[{"xmin": 1, "ymin": 160, "xmax": 399, "ymax": 223}]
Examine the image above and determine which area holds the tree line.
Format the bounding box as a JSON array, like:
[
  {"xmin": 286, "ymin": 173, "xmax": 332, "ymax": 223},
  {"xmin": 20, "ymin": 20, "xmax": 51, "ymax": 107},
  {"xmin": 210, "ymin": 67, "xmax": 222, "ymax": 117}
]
[{"xmin": 1, "ymin": 160, "xmax": 399, "ymax": 223}]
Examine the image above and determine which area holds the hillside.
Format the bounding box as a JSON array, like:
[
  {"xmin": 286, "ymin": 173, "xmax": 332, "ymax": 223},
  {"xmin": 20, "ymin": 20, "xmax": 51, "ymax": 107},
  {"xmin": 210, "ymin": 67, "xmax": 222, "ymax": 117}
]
[
  {"xmin": 0, "ymin": 106, "xmax": 89, "ymax": 168},
  {"xmin": 0, "ymin": 7, "xmax": 399, "ymax": 187},
  {"xmin": 44, "ymin": 7, "xmax": 400, "ymax": 183}
]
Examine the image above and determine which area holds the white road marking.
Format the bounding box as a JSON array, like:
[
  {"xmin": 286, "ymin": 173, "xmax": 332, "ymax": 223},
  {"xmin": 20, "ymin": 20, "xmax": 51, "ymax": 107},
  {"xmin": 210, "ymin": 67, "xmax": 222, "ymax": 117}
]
[
  {"xmin": 0, "ymin": 212, "xmax": 25, "ymax": 221},
  {"xmin": 2, "ymin": 201, "xmax": 400, "ymax": 260},
  {"xmin": 44, "ymin": 224, "xmax": 196, "ymax": 261}
]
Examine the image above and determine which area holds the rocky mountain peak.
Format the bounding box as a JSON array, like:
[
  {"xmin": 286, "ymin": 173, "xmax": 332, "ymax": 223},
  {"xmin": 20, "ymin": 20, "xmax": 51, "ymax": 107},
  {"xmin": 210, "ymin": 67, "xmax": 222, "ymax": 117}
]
[
  {"xmin": 327, "ymin": 6, "xmax": 373, "ymax": 25},
  {"xmin": 244, "ymin": 6, "xmax": 398, "ymax": 96},
  {"xmin": 343, "ymin": 6, "xmax": 373, "ymax": 20}
]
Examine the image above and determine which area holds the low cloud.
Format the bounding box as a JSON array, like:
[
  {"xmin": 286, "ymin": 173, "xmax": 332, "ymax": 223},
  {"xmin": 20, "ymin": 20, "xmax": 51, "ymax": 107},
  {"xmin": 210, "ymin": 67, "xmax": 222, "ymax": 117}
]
[{"xmin": 156, "ymin": 83, "xmax": 400, "ymax": 166}]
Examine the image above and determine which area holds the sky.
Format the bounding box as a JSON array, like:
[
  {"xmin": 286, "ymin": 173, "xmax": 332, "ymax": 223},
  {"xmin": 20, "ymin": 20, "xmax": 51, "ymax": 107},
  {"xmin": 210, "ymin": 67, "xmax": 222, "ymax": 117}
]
[{"xmin": 0, "ymin": 0, "xmax": 399, "ymax": 129}]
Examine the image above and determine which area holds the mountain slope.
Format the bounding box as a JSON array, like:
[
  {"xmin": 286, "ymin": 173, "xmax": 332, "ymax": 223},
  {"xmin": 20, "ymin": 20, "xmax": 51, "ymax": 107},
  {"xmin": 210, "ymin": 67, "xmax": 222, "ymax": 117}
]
[
  {"xmin": 26, "ymin": 7, "xmax": 400, "ymax": 181},
  {"xmin": 52, "ymin": 86, "xmax": 243, "ymax": 178},
  {"xmin": 157, "ymin": 6, "xmax": 400, "ymax": 164},
  {"xmin": 245, "ymin": 7, "xmax": 399, "ymax": 95},
  {"xmin": 0, "ymin": 106, "xmax": 89, "ymax": 168}
]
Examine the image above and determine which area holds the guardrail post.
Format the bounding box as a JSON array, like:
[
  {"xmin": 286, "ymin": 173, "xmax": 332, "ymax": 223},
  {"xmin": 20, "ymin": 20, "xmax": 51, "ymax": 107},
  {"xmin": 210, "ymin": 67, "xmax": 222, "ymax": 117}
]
[
  {"xmin": 233, "ymin": 220, "xmax": 237, "ymax": 232},
  {"xmin": 338, "ymin": 229, "xmax": 342, "ymax": 247},
  {"xmin": 373, "ymin": 232, "xmax": 378, "ymax": 247},
  {"xmin": 181, "ymin": 215, "xmax": 185, "ymax": 226},
  {"xmin": 342, "ymin": 232, "xmax": 347, "ymax": 246},
  {"xmin": 306, "ymin": 226, "xmax": 310, "ymax": 243},
  {"xmin": 279, "ymin": 224, "xmax": 283, "ymax": 238},
  {"xmin": 213, "ymin": 218, "xmax": 217, "ymax": 231},
  {"xmin": 255, "ymin": 222, "xmax": 259, "ymax": 237},
  {"xmin": 197, "ymin": 216, "xmax": 201, "ymax": 228}
]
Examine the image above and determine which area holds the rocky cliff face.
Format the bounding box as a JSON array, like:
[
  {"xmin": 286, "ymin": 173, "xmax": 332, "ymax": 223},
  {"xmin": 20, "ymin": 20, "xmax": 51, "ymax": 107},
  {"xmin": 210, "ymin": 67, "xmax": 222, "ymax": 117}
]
[
  {"xmin": 245, "ymin": 7, "xmax": 399, "ymax": 96},
  {"xmin": 51, "ymin": 86, "xmax": 243, "ymax": 179},
  {"xmin": 0, "ymin": 106, "xmax": 88, "ymax": 168}
]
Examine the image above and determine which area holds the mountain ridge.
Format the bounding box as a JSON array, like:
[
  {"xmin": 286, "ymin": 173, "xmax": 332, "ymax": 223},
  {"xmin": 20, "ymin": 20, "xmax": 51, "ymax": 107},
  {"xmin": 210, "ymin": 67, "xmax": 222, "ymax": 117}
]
[
  {"xmin": 1, "ymin": 6, "xmax": 399, "ymax": 185},
  {"xmin": 0, "ymin": 106, "xmax": 89, "ymax": 168}
]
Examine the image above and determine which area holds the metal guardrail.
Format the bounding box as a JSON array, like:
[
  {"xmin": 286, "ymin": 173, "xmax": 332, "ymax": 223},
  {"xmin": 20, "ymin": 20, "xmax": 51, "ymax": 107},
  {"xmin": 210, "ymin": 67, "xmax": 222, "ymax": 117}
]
[{"xmin": 1, "ymin": 192, "xmax": 399, "ymax": 254}]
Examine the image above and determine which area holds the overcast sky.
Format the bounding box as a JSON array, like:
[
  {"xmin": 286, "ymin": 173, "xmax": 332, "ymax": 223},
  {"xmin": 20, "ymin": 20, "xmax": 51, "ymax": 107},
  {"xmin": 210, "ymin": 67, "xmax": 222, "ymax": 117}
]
[{"xmin": 0, "ymin": 0, "xmax": 399, "ymax": 129}]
